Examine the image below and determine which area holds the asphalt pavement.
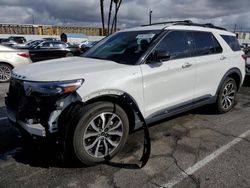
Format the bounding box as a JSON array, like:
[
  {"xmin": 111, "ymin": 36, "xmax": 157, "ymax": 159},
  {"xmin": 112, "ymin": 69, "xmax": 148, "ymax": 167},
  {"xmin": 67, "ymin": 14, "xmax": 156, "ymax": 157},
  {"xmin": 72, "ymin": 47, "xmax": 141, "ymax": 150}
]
[{"xmin": 0, "ymin": 78, "xmax": 250, "ymax": 188}]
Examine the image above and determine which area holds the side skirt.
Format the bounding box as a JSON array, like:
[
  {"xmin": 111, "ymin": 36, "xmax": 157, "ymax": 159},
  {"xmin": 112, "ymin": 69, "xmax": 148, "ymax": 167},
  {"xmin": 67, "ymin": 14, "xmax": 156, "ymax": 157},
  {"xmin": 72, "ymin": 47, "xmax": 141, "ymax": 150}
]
[{"xmin": 145, "ymin": 95, "xmax": 216, "ymax": 124}]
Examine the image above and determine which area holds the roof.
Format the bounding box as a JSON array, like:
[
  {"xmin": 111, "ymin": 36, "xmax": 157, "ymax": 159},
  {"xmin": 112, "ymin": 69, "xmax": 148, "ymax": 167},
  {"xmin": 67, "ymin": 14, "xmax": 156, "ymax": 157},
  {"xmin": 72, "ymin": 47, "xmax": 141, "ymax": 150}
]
[
  {"xmin": 61, "ymin": 33, "xmax": 88, "ymax": 39},
  {"xmin": 122, "ymin": 21, "xmax": 235, "ymax": 36}
]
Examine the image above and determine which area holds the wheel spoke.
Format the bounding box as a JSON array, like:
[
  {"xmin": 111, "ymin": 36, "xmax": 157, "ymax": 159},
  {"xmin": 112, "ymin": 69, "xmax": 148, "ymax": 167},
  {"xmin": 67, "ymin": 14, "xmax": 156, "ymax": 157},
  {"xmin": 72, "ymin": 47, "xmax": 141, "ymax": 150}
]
[
  {"xmin": 106, "ymin": 137, "xmax": 119, "ymax": 147},
  {"xmin": 108, "ymin": 121, "xmax": 122, "ymax": 132},
  {"xmin": 106, "ymin": 114, "xmax": 116, "ymax": 127},
  {"xmin": 100, "ymin": 113, "xmax": 106, "ymax": 129},
  {"xmin": 103, "ymin": 138, "xmax": 109, "ymax": 156},
  {"xmin": 94, "ymin": 139, "xmax": 101, "ymax": 157},
  {"xmin": 85, "ymin": 132, "xmax": 99, "ymax": 139},
  {"xmin": 85, "ymin": 137, "xmax": 100, "ymax": 150},
  {"xmin": 89, "ymin": 121, "xmax": 100, "ymax": 132},
  {"xmin": 108, "ymin": 130, "xmax": 123, "ymax": 137}
]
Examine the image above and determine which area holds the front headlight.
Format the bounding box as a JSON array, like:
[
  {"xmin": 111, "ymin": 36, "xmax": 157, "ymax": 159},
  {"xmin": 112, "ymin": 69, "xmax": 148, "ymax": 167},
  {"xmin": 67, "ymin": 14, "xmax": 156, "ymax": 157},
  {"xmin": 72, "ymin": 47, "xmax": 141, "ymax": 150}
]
[{"xmin": 23, "ymin": 79, "xmax": 84, "ymax": 96}]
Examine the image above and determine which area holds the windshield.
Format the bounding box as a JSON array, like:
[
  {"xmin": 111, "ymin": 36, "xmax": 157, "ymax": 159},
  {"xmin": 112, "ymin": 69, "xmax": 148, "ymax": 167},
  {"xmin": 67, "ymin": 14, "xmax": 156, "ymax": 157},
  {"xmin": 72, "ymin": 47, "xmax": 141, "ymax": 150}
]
[{"xmin": 84, "ymin": 30, "xmax": 161, "ymax": 65}]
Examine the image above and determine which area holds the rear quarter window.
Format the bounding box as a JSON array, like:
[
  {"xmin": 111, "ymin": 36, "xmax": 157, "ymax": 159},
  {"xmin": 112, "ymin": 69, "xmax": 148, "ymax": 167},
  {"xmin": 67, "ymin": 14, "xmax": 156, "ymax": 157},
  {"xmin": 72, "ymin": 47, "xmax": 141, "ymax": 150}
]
[{"xmin": 221, "ymin": 35, "xmax": 241, "ymax": 51}]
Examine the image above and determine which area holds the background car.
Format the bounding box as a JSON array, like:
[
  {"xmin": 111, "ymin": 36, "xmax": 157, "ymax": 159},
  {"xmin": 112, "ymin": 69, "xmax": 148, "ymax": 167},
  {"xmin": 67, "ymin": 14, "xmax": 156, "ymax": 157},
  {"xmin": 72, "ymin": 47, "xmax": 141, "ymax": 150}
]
[
  {"xmin": 0, "ymin": 45, "xmax": 31, "ymax": 82},
  {"xmin": 8, "ymin": 36, "xmax": 26, "ymax": 44},
  {"xmin": 27, "ymin": 41, "xmax": 81, "ymax": 62},
  {"xmin": 80, "ymin": 41, "xmax": 98, "ymax": 53},
  {"xmin": 0, "ymin": 39, "xmax": 17, "ymax": 47}
]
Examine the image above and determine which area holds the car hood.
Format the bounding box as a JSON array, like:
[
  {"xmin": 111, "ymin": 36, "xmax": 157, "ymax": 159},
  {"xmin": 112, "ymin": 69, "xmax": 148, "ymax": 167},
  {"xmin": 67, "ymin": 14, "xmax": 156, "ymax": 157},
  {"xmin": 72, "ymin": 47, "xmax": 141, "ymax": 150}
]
[{"xmin": 13, "ymin": 57, "xmax": 128, "ymax": 81}]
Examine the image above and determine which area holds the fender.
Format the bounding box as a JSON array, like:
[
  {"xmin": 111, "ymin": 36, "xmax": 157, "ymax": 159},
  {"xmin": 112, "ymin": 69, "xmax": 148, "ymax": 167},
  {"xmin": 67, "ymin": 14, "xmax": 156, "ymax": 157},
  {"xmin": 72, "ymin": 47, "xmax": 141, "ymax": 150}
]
[{"xmin": 215, "ymin": 67, "xmax": 242, "ymax": 96}]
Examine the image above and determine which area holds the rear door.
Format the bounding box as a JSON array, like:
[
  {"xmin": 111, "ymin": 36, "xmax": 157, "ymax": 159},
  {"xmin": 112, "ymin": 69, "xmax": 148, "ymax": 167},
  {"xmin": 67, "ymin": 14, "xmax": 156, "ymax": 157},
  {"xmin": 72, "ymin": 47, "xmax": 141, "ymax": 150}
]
[
  {"xmin": 190, "ymin": 31, "xmax": 224, "ymax": 98},
  {"xmin": 141, "ymin": 30, "xmax": 196, "ymax": 118}
]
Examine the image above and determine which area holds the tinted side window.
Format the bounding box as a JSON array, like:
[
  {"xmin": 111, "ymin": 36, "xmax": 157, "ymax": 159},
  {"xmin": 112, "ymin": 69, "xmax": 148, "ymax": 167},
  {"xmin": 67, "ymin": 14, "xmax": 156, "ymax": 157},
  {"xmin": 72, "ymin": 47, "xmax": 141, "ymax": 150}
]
[
  {"xmin": 154, "ymin": 31, "xmax": 190, "ymax": 60},
  {"xmin": 221, "ymin": 35, "xmax": 241, "ymax": 51},
  {"xmin": 192, "ymin": 32, "xmax": 222, "ymax": 56}
]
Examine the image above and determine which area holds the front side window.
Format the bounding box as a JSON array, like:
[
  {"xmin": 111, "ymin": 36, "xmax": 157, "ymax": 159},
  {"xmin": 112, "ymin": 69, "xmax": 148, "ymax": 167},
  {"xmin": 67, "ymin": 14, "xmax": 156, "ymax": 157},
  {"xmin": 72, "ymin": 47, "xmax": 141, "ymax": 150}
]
[
  {"xmin": 192, "ymin": 31, "xmax": 222, "ymax": 56},
  {"xmin": 152, "ymin": 31, "xmax": 191, "ymax": 60},
  {"xmin": 84, "ymin": 30, "xmax": 161, "ymax": 65}
]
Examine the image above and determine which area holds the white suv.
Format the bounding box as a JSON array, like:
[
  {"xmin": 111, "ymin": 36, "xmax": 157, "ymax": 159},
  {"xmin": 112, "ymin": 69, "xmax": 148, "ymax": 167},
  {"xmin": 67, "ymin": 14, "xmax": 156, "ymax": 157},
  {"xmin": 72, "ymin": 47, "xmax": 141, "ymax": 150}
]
[{"xmin": 5, "ymin": 21, "xmax": 245, "ymax": 166}]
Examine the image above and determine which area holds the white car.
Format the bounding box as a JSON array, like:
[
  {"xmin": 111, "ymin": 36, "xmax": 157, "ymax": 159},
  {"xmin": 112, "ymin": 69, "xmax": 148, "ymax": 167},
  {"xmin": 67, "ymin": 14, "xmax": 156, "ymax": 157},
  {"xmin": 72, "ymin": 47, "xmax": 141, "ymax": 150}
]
[
  {"xmin": 5, "ymin": 21, "xmax": 245, "ymax": 166},
  {"xmin": 0, "ymin": 45, "xmax": 31, "ymax": 82}
]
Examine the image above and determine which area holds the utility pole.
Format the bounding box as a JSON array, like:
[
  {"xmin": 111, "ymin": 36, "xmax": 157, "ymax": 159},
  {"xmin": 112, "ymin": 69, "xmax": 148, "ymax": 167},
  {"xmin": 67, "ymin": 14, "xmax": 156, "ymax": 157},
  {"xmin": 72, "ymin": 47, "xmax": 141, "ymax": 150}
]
[
  {"xmin": 32, "ymin": 14, "xmax": 35, "ymax": 25},
  {"xmin": 149, "ymin": 10, "xmax": 152, "ymax": 25},
  {"xmin": 234, "ymin": 24, "xmax": 237, "ymax": 33}
]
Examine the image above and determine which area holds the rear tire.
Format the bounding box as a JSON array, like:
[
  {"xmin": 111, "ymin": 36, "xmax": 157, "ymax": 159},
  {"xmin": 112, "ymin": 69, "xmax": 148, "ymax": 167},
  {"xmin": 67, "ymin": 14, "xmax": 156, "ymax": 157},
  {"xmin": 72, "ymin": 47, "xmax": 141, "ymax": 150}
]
[
  {"xmin": 64, "ymin": 102, "xmax": 129, "ymax": 166},
  {"xmin": 216, "ymin": 77, "xmax": 237, "ymax": 113}
]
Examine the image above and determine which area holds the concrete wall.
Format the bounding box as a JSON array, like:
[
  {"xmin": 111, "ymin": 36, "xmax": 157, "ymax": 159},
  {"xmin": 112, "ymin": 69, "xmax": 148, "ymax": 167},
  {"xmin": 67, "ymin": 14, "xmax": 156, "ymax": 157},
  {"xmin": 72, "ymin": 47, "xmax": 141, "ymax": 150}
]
[{"xmin": 0, "ymin": 34, "xmax": 104, "ymax": 43}]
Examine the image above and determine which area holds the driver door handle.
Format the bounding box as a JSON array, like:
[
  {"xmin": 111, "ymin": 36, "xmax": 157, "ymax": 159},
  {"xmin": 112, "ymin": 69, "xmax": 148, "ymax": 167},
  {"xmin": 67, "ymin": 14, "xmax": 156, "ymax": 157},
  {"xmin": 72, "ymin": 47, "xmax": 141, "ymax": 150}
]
[{"xmin": 182, "ymin": 62, "xmax": 192, "ymax": 69}]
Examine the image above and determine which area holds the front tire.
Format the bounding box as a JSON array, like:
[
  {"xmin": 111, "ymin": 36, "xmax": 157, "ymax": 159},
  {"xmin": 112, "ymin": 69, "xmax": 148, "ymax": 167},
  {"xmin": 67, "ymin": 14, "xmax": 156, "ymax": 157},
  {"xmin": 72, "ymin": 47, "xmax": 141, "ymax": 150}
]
[
  {"xmin": 72, "ymin": 102, "xmax": 129, "ymax": 166},
  {"xmin": 216, "ymin": 77, "xmax": 237, "ymax": 113}
]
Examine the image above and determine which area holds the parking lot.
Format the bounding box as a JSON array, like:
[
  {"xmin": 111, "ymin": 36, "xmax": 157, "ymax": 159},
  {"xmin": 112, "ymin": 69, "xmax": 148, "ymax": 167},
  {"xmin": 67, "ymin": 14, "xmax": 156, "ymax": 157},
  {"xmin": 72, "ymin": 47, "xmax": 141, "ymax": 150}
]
[{"xmin": 0, "ymin": 77, "xmax": 250, "ymax": 188}]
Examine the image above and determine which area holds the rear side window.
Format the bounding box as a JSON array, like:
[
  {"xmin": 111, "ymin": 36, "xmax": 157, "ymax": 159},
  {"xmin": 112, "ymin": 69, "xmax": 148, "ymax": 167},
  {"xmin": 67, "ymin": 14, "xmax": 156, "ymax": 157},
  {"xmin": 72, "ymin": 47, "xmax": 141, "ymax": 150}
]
[
  {"xmin": 191, "ymin": 31, "xmax": 222, "ymax": 56},
  {"xmin": 221, "ymin": 35, "xmax": 241, "ymax": 51}
]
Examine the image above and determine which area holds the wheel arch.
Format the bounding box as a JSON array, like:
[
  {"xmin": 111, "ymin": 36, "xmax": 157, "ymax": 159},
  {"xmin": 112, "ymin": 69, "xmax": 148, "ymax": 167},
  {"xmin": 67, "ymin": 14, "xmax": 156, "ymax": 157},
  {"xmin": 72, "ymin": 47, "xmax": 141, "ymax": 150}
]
[
  {"xmin": 216, "ymin": 68, "xmax": 242, "ymax": 96},
  {"xmin": 0, "ymin": 61, "xmax": 14, "ymax": 69},
  {"xmin": 84, "ymin": 93, "xmax": 144, "ymax": 132}
]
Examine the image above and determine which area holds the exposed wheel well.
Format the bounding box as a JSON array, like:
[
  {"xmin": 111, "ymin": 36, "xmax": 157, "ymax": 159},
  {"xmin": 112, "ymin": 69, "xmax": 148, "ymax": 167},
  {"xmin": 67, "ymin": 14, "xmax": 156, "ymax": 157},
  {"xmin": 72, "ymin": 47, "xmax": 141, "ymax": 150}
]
[
  {"xmin": 0, "ymin": 62, "xmax": 14, "ymax": 69},
  {"xmin": 227, "ymin": 72, "xmax": 241, "ymax": 91},
  {"xmin": 84, "ymin": 95, "xmax": 136, "ymax": 133}
]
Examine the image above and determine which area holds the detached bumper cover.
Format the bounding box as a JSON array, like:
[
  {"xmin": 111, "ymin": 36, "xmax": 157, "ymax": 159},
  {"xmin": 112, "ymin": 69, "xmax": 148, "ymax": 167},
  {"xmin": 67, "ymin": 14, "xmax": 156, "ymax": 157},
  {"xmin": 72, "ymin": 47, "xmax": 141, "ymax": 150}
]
[{"xmin": 17, "ymin": 120, "xmax": 46, "ymax": 137}]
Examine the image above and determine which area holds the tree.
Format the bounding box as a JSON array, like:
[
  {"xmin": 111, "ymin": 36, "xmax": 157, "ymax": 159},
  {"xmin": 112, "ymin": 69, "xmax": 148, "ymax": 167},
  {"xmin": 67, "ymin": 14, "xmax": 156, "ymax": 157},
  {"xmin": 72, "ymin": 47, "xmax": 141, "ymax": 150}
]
[
  {"xmin": 99, "ymin": 0, "xmax": 123, "ymax": 36},
  {"xmin": 100, "ymin": 0, "xmax": 105, "ymax": 35}
]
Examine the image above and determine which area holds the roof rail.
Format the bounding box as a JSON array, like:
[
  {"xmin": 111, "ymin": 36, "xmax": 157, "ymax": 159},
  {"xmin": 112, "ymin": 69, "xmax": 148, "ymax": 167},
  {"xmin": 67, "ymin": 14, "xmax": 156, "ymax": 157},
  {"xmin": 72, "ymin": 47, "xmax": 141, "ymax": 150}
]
[
  {"xmin": 173, "ymin": 22, "xmax": 227, "ymax": 31},
  {"xmin": 141, "ymin": 20, "xmax": 227, "ymax": 31},
  {"xmin": 141, "ymin": 20, "xmax": 192, "ymax": 27}
]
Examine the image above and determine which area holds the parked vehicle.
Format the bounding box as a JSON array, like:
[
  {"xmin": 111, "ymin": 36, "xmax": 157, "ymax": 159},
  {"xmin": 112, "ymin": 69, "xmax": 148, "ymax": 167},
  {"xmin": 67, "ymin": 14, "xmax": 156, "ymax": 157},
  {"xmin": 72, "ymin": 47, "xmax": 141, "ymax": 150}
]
[
  {"xmin": 8, "ymin": 36, "xmax": 26, "ymax": 44},
  {"xmin": 42, "ymin": 37, "xmax": 59, "ymax": 41},
  {"xmin": 0, "ymin": 39, "xmax": 17, "ymax": 47},
  {"xmin": 17, "ymin": 41, "xmax": 81, "ymax": 62},
  {"xmin": 5, "ymin": 21, "xmax": 245, "ymax": 166},
  {"xmin": 80, "ymin": 41, "xmax": 98, "ymax": 53},
  {"xmin": 0, "ymin": 45, "xmax": 31, "ymax": 82},
  {"xmin": 245, "ymin": 51, "xmax": 250, "ymax": 75}
]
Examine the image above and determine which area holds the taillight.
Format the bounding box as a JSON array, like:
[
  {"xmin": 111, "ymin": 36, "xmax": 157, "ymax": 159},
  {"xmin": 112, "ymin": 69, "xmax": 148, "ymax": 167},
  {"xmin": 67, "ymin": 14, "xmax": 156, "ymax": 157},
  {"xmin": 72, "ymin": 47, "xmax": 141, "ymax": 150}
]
[
  {"xmin": 18, "ymin": 52, "xmax": 30, "ymax": 58},
  {"xmin": 242, "ymin": 54, "xmax": 247, "ymax": 63}
]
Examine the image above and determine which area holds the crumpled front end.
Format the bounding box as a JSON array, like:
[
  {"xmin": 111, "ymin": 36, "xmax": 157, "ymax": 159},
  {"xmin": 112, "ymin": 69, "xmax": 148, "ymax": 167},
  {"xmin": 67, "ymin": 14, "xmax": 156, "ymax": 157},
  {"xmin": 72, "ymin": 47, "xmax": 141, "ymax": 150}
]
[{"xmin": 5, "ymin": 78, "xmax": 81, "ymax": 137}]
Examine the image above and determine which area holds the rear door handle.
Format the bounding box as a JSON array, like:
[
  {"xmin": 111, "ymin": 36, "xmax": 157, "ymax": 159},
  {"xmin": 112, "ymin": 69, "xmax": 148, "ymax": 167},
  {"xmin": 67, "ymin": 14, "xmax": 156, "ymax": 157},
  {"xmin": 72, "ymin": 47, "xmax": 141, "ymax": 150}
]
[{"xmin": 182, "ymin": 62, "xmax": 192, "ymax": 68}]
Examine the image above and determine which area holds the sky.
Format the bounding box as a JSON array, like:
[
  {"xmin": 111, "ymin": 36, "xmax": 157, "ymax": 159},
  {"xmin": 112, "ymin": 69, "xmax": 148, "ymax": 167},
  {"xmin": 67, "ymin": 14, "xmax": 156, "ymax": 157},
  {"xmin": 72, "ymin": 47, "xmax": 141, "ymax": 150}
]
[{"xmin": 0, "ymin": 0, "xmax": 250, "ymax": 32}]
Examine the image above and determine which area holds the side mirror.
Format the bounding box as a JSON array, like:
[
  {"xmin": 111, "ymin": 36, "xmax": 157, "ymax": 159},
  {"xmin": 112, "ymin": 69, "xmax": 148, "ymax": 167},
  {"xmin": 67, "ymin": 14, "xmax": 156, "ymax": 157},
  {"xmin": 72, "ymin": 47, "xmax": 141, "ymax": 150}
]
[
  {"xmin": 35, "ymin": 45, "xmax": 41, "ymax": 49},
  {"xmin": 154, "ymin": 50, "xmax": 171, "ymax": 62}
]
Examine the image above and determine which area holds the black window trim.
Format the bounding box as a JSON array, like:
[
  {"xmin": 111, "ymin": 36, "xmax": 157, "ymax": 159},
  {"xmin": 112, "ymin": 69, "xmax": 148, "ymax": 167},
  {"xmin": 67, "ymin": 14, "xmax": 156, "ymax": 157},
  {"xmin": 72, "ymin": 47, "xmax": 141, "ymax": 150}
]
[
  {"xmin": 190, "ymin": 31, "xmax": 223, "ymax": 58},
  {"xmin": 141, "ymin": 29, "xmax": 195, "ymax": 64}
]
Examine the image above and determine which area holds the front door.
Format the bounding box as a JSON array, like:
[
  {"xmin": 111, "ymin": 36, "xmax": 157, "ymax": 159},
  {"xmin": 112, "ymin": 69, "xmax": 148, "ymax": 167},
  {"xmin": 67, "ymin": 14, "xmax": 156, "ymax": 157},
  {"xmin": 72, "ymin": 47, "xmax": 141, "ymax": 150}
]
[{"xmin": 141, "ymin": 30, "xmax": 196, "ymax": 118}]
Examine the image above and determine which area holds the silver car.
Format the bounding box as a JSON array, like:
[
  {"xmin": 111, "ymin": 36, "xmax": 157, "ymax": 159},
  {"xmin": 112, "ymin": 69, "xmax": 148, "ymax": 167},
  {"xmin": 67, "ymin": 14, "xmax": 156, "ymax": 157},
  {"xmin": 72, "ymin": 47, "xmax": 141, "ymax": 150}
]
[{"xmin": 0, "ymin": 45, "xmax": 31, "ymax": 82}]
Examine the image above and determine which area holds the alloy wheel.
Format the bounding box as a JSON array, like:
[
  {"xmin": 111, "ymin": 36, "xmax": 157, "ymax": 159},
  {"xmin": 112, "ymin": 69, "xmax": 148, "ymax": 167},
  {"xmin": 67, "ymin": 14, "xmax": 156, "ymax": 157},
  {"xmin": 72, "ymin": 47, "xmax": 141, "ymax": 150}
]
[
  {"xmin": 221, "ymin": 81, "xmax": 236, "ymax": 110},
  {"xmin": 83, "ymin": 112, "xmax": 123, "ymax": 158},
  {"xmin": 0, "ymin": 64, "xmax": 12, "ymax": 82}
]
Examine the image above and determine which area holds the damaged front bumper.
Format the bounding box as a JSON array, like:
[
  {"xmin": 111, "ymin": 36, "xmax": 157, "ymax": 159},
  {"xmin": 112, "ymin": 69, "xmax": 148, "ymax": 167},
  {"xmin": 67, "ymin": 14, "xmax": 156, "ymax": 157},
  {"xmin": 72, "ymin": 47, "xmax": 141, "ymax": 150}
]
[{"xmin": 5, "ymin": 78, "xmax": 81, "ymax": 137}]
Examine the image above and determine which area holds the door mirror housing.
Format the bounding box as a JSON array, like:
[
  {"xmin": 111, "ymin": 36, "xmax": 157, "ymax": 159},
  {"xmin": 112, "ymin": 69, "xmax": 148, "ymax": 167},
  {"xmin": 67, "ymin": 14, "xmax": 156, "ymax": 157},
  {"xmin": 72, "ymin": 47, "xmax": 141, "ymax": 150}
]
[{"xmin": 154, "ymin": 50, "xmax": 171, "ymax": 62}]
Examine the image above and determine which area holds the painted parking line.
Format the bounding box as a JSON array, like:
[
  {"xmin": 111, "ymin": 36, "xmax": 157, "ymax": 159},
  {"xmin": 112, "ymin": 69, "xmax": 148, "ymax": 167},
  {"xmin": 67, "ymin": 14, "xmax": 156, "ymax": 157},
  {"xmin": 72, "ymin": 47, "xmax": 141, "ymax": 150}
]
[
  {"xmin": 162, "ymin": 128, "xmax": 250, "ymax": 188},
  {"xmin": 0, "ymin": 117, "xmax": 8, "ymax": 121}
]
